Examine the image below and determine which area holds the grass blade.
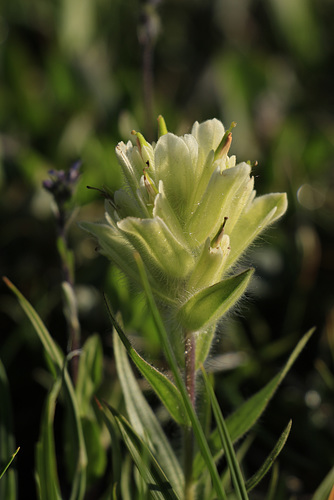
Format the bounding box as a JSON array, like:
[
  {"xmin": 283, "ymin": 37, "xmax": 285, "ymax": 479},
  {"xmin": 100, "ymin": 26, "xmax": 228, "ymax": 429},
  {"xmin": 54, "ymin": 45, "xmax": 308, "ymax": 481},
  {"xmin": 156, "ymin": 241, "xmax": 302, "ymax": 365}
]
[
  {"xmin": 194, "ymin": 327, "xmax": 315, "ymax": 477},
  {"xmin": 312, "ymin": 466, "xmax": 334, "ymax": 500},
  {"xmin": 2, "ymin": 278, "xmax": 64, "ymax": 369},
  {"xmin": 113, "ymin": 330, "xmax": 184, "ymax": 498},
  {"xmin": 105, "ymin": 297, "xmax": 189, "ymax": 426},
  {"xmin": 201, "ymin": 365, "xmax": 249, "ymax": 500},
  {"xmin": 3, "ymin": 277, "xmax": 87, "ymax": 500},
  {"xmin": 266, "ymin": 462, "xmax": 279, "ymax": 500},
  {"xmin": 0, "ymin": 448, "xmax": 20, "ymax": 481},
  {"xmin": 35, "ymin": 378, "xmax": 63, "ymax": 500},
  {"xmin": 101, "ymin": 402, "xmax": 179, "ymax": 500},
  {"xmin": 245, "ymin": 420, "xmax": 292, "ymax": 493},
  {"xmin": 0, "ymin": 359, "xmax": 18, "ymax": 499}
]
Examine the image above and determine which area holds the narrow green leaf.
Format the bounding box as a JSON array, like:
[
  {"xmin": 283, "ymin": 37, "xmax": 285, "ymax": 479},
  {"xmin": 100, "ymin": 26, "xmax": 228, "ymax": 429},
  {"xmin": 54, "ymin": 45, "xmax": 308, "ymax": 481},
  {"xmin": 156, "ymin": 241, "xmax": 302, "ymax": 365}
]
[
  {"xmin": 95, "ymin": 399, "xmax": 122, "ymax": 497},
  {"xmin": 101, "ymin": 402, "xmax": 179, "ymax": 500},
  {"xmin": 226, "ymin": 328, "xmax": 314, "ymax": 441},
  {"xmin": 178, "ymin": 269, "xmax": 254, "ymax": 332},
  {"xmin": 35, "ymin": 378, "xmax": 63, "ymax": 500},
  {"xmin": 74, "ymin": 335, "xmax": 106, "ymax": 482},
  {"xmin": 312, "ymin": 466, "xmax": 334, "ymax": 500},
  {"xmin": 113, "ymin": 331, "xmax": 184, "ymax": 498},
  {"xmin": 220, "ymin": 435, "xmax": 254, "ymax": 491},
  {"xmin": 0, "ymin": 448, "xmax": 19, "ymax": 481},
  {"xmin": 0, "ymin": 359, "xmax": 18, "ymax": 499},
  {"xmin": 201, "ymin": 365, "xmax": 249, "ymax": 500},
  {"xmin": 266, "ymin": 462, "xmax": 279, "ymax": 500},
  {"xmin": 76, "ymin": 334, "xmax": 103, "ymax": 412},
  {"xmin": 134, "ymin": 253, "xmax": 228, "ymax": 500},
  {"xmin": 245, "ymin": 420, "xmax": 292, "ymax": 492},
  {"xmin": 194, "ymin": 327, "xmax": 315, "ymax": 477},
  {"xmin": 3, "ymin": 277, "xmax": 87, "ymax": 500},
  {"xmin": 120, "ymin": 455, "xmax": 134, "ymax": 500},
  {"xmin": 2, "ymin": 277, "xmax": 63, "ymax": 370},
  {"xmin": 105, "ymin": 297, "xmax": 189, "ymax": 426}
]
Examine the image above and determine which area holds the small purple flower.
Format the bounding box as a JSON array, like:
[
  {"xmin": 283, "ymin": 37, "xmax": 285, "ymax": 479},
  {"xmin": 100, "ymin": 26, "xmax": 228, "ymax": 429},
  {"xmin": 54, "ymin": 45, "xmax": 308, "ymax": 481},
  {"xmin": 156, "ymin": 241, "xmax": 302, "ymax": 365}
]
[{"xmin": 43, "ymin": 161, "xmax": 81, "ymax": 206}]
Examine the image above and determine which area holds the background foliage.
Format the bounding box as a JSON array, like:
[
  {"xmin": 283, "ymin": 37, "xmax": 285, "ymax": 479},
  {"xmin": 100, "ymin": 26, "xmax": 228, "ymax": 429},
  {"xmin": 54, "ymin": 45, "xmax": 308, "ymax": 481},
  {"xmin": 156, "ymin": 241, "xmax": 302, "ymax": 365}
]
[{"xmin": 1, "ymin": 0, "xmax": 334, "ymax": 498}]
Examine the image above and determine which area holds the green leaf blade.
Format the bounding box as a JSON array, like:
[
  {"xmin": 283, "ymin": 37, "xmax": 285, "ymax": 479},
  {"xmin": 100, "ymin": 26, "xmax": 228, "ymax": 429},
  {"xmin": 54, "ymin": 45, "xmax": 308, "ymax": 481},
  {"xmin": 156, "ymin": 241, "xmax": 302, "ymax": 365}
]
[
  {"xmin": 226, "ymin": 327, "xmax": 315, "ymax": 443},
  {"xmin": 101, "ymin": 402, "xmax": 179, "ymax": 500},
  {"xmin": 3, "ymin": 278, "xmax": 87, "ymax": 500},
  {"xmin": 105, "ymin": 298, "xmax": 190, "ymax": 427},
  {"xmin": 113, "ymin": 330, "xmax": 184, "ymax": 498},
  {"xmin": 178, "ymin": 269, "xmax": 254, "ymax": 333},
  {"xmin": 194, "ymin": 327, "xmax": 315, "ymax": 478},
  {"xmin": 201, "ymin": 366, "xmax": 249, "ymax": 500},
  {"xmin": 0, "ymin": 359, "xmax": 18, "ymax": 499},
  {"xmin": 35, "ymin": 378, "xmax": 63, "ymax": 500},
  {"xmin": 312, "ymin": 466, "xmax": 334, "ymax": 500},
  {"xmin": 245, "ymin": 420, "xmax": 292, "ymax": 493}
]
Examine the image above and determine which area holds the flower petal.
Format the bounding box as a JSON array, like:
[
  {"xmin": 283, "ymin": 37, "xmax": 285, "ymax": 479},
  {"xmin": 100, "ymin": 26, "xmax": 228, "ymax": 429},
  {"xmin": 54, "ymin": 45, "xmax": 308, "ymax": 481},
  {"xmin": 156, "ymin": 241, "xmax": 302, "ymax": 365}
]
[
  {"xmin": 118, "ymin": 216, "xmax": 194, "ymax": 280},
  {"xmin": 114, "ymin": 189, "xmax": 148, "ymax": 219},
  {"xmin": 227, "ymin": 193, "xmax": 288, "ymax": 268},
  {"xmin": 224, "ymin": 176, "xmax": 255, "ymax": 235},
  {"xmin": 80, "ymin": 221, "xmax": 140, "ymax": 283},
  {"xmin": 191, "ymin": 119, "xmax": 225, "ymax": 168},
  {"xmin": 187, "ymin": 162, "xmax": 251, "ymax": 245},
  {"xmin": 187, "ymin": 236, "xmax": 230, "ymax": 291},
  {"xmin": 115, "ymin": 142, "xmax": 141, "ymax": 192},
  {"xmin": 154, "ymin": 133, "xmax": 198, "ymax": 224},
  {"xmin": 153, "ymin": 181, "xmax": 190, "ymax": 249}
]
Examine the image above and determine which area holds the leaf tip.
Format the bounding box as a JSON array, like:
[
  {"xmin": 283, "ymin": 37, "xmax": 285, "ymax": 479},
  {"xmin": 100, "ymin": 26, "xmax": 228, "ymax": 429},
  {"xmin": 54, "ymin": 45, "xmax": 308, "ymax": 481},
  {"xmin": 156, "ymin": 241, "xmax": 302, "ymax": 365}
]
[
  {"xmin": 94, "ymin": 396, "xmax": 103, "ymax": 411},
  {"xmin": 2, "ymin": 276, "xmax": 12, "ymax": 288}
]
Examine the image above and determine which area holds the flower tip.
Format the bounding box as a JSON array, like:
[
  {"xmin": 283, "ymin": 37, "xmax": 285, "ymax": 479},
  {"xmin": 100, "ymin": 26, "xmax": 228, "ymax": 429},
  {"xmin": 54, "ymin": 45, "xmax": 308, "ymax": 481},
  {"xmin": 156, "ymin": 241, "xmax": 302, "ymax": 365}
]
[
  {"xmin": 157, "ymin": 115, "xmax": 168, "ymax": 137},
  {"xmin": 214, "ymin": 122, "xmax": 236, "ymax": 160},
  {"xmin": 131, "ymin": 130, "xmax": 149, "ymax": 152},
  {"xmin": 247, "ymin": 160, "xmax": 258, "ymax": 168}
]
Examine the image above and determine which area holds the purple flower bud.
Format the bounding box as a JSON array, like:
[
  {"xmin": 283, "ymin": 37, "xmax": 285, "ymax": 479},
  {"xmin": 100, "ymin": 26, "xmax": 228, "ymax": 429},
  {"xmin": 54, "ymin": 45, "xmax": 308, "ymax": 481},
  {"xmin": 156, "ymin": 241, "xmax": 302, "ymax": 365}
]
[{"xmin": 43, "ymin": 161, "xmax": 81, "ymax": 206}]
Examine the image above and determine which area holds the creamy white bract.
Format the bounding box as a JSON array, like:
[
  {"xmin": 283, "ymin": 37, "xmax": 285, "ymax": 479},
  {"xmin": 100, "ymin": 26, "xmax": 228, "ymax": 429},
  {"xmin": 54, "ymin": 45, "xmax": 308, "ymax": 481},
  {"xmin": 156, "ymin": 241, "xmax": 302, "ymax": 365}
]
[{"xmin": 82, "ymin": 118, "xmax": 287, "ymax": 364}]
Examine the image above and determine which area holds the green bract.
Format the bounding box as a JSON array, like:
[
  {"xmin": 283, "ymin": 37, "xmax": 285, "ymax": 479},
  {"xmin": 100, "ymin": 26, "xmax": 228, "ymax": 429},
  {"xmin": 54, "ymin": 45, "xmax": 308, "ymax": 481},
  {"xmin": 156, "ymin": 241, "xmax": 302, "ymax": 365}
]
[{"xmin": 82, "ymin": 118, "xmax": 287, "ymax": 365}]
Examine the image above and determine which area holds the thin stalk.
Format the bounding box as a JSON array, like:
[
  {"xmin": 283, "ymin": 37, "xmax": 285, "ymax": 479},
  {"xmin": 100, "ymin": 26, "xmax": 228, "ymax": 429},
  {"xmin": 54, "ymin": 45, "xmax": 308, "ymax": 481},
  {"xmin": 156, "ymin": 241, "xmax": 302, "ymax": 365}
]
[
  {"xmin": 184, "ymin": 332, "xmax": 196, "ymax": 500},
  {"xmin": 57, "ymin": 209, "xmax": 81, "ymax": 385},
  {"xmin": 185, "ymin": 333, "xmax": 196, "ymax": 407},
  {"xmin": 43, "ymin": 162, "xmax": 81, "ymax": 385}
]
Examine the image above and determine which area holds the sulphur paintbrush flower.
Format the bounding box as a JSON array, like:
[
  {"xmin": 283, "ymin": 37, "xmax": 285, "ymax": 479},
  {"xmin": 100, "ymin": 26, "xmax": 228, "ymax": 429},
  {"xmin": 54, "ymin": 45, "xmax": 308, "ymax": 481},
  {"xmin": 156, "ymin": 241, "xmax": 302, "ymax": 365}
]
[{"xmin": 82, "ymin": 117, "xmax": 287, "ymax": 365}]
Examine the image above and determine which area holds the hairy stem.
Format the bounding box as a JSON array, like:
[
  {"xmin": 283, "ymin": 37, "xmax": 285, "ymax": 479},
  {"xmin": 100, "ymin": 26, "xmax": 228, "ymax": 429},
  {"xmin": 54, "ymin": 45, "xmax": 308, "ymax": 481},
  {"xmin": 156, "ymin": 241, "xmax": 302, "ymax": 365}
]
[{"xmin": 184, "ymin": 332, "xmax": 196, "ymax": 500}]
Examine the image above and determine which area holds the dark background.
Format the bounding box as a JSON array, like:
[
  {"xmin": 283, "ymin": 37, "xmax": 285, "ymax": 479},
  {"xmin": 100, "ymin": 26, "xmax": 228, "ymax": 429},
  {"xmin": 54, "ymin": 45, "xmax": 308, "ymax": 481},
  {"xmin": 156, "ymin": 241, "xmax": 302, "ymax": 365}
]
[{"xmin": 1, "ymin": 0, "xmax": 334, "ymax": 498}]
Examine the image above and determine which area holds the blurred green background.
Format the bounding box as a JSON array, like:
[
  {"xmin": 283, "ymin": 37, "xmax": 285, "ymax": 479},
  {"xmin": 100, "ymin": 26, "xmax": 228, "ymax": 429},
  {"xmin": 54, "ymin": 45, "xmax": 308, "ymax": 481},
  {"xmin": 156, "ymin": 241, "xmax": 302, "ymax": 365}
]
[{"xmin": 1, "ymin": 0, "xmax": 334, "ymax": 498}]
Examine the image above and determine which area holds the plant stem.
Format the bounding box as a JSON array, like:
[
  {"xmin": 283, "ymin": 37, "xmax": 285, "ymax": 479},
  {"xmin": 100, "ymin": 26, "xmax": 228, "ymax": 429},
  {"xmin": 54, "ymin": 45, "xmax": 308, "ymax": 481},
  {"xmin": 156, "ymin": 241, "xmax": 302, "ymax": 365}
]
[
  {"xmin": 57, "ymin": 208, "xmax": 81, "ymax": 385},
  {"xmin": 185, "ymin": 333, "xmax": 196, "ymax": 407},
  {"xmin": 184, "ymin": 332, "xmax": 196, "ymax": 500}
]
